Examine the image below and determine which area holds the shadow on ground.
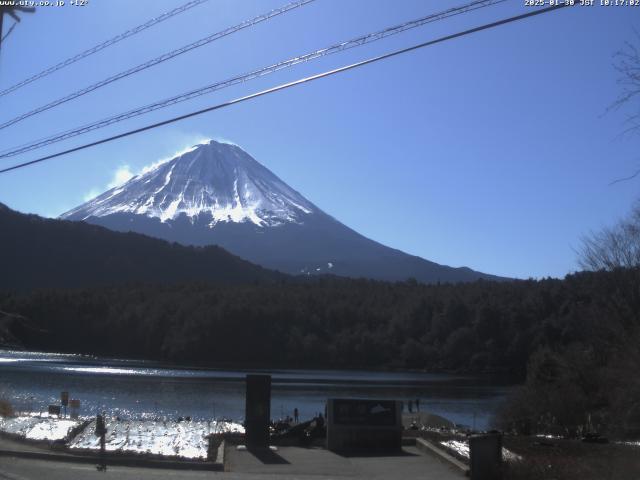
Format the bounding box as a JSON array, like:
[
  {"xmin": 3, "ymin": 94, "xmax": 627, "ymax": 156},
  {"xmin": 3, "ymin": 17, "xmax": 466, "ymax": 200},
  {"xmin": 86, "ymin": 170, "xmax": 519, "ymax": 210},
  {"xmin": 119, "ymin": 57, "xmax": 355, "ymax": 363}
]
[
  {"xmin": 336, "ymin": 449, "xmax": 419, "ymax": 458},
  {"xmin": 246, "ymin": 448, "xmax": 290, "ymax": 465}
]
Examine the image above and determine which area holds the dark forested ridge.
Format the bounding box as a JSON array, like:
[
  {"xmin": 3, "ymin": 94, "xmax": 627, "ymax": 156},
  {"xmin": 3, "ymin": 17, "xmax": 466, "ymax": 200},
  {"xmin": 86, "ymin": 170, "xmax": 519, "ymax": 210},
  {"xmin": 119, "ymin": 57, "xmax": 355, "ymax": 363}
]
[
  {"xmin": 1, "ymin": 268, "xmax": 638, "ymax": 383},
  {"xmin": 0, "ymin": 202, "xmax": 286, "ymax": 290}
]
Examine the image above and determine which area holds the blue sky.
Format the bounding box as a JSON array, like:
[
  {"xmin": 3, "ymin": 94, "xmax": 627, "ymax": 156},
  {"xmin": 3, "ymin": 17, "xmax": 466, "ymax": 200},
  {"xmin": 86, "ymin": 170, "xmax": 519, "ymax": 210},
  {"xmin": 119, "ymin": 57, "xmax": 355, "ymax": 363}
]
[{"xmin": 0, "ymin": 0, "xmax": 638, "ymax": 279}]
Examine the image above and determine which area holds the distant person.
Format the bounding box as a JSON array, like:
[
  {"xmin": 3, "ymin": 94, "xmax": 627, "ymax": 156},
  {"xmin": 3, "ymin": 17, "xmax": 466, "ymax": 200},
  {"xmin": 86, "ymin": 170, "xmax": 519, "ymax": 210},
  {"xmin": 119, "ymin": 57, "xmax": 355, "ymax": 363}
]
[
  {"xmin": 95, "ymin": 413, "xmax": 107, "ymax": 471},
  {"xmin": 408, "ymin": 400, "xmax": 413, "ymax": 413},
  {"xmin": 294, "ymin": 408, "xmax": 299, "ymax": 424},
  {"xmin": 416, "ymin": 398, "xmax": 420, "ymax": 412}
]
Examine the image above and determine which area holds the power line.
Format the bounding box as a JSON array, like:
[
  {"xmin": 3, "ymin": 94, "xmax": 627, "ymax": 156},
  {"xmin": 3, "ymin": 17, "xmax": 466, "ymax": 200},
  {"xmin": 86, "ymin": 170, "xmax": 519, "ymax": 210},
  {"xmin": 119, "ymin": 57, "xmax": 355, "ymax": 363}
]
[
  {"xmin": 1, "ymin": 20, "xmax": 16, "ymax": 43},
  {"xmin": 0, "ymin": 0, "xmax": 314, "ymax": 131},
  {"xmin": 0, "ymin": 0, "xmax": 209, "ymax": 97},
  {"xmin": 0, "ymin": 0, "xmax": 504, "ymax": 160},
  {"xmin": 0, "ymin": 2, "xmax": 572, "ymax": 176}
]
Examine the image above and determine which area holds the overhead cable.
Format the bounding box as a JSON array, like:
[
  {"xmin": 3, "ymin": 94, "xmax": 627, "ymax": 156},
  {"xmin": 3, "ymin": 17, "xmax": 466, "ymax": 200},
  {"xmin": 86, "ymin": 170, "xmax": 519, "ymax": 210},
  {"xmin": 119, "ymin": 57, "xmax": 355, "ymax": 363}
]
[
  {"xmin": 0, "ymin": 3, "xmax": 572, "ymax": 175},
  {"xmin": 0, "ymin": 0, "xmax": 211, "ymax": 97},
  {"xmin": 0, "ymin": 0, "xmax": 314, "ymax": 129},
  {"xmin": 0, "ymin": 0, "xmax": 503, "ymax": 159}
]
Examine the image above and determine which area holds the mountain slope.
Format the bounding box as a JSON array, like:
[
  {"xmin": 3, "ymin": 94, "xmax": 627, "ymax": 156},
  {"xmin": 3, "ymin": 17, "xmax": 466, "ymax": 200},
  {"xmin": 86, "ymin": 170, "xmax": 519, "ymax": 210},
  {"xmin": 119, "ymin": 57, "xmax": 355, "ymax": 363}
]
[
  {"xmin": 0, "ymin": 202, "xmax": 285, "ymax": 291},
  {"xmin": 61, "ymin": 140, "xmax": 504, "ymax": 283}
]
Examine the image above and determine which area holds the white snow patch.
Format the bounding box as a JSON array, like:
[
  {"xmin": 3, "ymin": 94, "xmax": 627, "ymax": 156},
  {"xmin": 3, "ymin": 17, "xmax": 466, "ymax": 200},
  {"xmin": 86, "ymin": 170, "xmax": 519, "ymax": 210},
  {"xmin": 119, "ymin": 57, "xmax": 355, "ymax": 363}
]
[
  {"xmin": 440, "ymin": 440, "xmax": 522, "ymax": 462},
  {"xmin": 0, "ymin": 416, "xmax": 81, "ymax": 441},
  {"xmin": 441, "ymin": 440, "xmax": 469, "ymax": 458},
  {"xmin": 160, "ymin": 196, "xmax": 183, "ymax": 223},
  {"xmin": 69, "ymin": 419, "xmax": 244, "ymax": 459},
  {"xmin": 617, "ymin": 441, "xmax": 640, "ymax": 447}
]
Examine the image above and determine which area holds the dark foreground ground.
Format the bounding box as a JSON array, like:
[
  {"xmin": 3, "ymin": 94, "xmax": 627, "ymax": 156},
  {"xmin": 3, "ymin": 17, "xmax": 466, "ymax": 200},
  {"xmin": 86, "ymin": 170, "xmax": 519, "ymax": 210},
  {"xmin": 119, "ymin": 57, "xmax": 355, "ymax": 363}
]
[
  {"xmin": 501, "ymin": 437, "xmax": 640, "ymax": 480},
  {"xmin": 0, "ymin": 445, "xmax": 463, "ymax": 480},
  {"xmin": 420, "ymin": 428, "xmax": 640, "ymax": 480},
  {"xmin": 0, "ymin": 428, "xmax": 464, "ymax": 480}
]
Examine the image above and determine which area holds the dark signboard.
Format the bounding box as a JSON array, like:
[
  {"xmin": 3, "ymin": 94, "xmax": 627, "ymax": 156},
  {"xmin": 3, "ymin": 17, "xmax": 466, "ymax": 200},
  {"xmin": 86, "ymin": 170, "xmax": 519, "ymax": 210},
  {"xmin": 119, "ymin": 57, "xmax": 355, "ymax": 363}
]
[
  {"xmin": 69, "ymin": 399, "xmax": 81, "ymax": 419},
  {"xmin": 326, "ymin": 398, "xmax": 402, "ymax": 452},
  {"xmin": 48, "ymin": 405, "xmax": 61, "ymax": 416},
  {"xmin": 332, "ymin": 399, "xmax": 397, "ymax": 426}
]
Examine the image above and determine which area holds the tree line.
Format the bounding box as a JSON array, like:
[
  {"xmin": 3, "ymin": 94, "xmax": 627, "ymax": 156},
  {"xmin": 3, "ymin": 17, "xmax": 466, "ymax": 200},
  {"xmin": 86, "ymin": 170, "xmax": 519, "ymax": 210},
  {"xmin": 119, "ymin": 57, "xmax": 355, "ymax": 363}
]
[{"xmin": 0, "ymin": 267, "xmax": 634, "ymax": 378}]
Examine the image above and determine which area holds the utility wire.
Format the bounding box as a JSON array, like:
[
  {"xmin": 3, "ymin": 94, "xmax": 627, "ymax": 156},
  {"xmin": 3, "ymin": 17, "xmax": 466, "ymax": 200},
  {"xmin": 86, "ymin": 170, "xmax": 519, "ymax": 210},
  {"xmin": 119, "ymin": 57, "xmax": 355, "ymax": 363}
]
[
  {"xmin": 0, "ymin": 0, "xmax": 210, "ymax": 98},
  {"xmin": 0, "ymin": 2, "xmax": 572, "ymax": 175},
  {"xmin": 0, "ymin": 0, "xmax": 504, "ymax": 159},
  {"xmin": 1, "ymin": 21, "xmax": 17, "ymax": 44},
  {"xmin": 0, "ymin": 0, "xmax": 313, "ymax": 130}
]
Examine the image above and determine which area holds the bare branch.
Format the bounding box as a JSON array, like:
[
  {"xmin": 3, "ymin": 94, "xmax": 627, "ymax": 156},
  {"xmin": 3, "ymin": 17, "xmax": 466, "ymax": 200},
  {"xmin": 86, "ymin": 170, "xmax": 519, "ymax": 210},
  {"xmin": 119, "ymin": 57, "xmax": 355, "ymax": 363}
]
[
  {"xmin": 579, "ymin": 201, "xmax": 640, "ymax": 271},
  {"xmin": 609, "ymin": 168, "xmax": 640, "ymax": 186}
]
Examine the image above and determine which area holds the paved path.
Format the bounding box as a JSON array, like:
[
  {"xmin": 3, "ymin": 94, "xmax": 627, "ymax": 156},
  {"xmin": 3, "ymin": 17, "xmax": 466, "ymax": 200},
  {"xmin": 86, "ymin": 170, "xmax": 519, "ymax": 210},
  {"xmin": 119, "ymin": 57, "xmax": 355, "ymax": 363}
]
[
  {"xmin": 0, "ymin": 445, "xmax": 464, "ymax": 479},
  {"xmin": 0, "ymin": 436, "xmax": 53, "ymax": 454},
  {"xmin": 227, "ymin": 445, "xmax": 464, "ymax": 478}
]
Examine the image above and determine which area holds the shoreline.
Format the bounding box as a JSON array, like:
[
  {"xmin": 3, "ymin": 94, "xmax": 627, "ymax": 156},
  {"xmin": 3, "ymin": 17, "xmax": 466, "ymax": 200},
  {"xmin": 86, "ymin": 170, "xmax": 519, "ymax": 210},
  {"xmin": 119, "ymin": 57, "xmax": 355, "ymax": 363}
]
[{"xmin": 0, "ymin": 347, "xmax": 523, "ymax": 380}]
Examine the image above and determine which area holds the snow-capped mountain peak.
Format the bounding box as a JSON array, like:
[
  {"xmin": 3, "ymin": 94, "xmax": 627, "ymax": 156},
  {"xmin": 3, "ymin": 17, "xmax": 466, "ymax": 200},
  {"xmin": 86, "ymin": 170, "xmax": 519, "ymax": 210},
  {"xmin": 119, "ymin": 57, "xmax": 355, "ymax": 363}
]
[{"xmin": 61, "ymin": 140, "xmax": 314, "ymax": 227}]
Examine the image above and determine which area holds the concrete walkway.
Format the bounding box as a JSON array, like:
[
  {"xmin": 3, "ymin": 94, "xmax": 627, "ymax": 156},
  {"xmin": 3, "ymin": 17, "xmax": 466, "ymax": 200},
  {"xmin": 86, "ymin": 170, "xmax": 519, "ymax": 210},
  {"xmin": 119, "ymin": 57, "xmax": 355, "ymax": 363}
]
[{"xmin": 226, "ymin": 445, "xmax": 464, "ymax": 479}]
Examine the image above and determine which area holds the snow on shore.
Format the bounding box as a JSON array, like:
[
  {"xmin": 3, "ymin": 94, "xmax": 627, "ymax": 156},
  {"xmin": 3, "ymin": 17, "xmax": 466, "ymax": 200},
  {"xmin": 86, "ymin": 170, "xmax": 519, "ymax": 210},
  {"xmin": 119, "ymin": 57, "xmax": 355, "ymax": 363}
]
[
  {"xmin": 69, "ymin": 418, "xmax": 244, "ymax": 459},
  {"xmin": 0, "ymin": 415, "xmax": 82, "ymax": 441},
  {"xmin": 440, "ymin": 439, "xmax": 522, "ymax": 462},
  {"xmin": 0, "ymin": 414, "xmax": 244, "ymax": 459}
]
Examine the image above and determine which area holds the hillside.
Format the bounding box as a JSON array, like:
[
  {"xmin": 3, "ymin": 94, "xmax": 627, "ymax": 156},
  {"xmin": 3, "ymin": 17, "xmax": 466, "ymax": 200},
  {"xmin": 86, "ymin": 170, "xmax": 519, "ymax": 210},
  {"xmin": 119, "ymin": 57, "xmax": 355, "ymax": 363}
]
[{"xmin": 0, "ymin": 202, "xmax": 285, "ymax": 291}]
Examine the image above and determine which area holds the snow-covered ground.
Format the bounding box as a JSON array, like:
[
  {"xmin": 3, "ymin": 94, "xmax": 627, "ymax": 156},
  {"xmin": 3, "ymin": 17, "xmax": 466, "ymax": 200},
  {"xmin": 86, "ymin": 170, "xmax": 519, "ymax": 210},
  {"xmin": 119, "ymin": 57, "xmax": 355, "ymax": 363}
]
[
  {"xmin": 440, "ymin": 439, "xmax": 469, "ymax": 458},
  {"xmin": 69, "ymin": 418, "xmax": 244, "ymax": 459},
  {"xmin": 0, "ymin": 415, "xmax": 82, "ymax": 441},
  {"xmin": 0, "ymin": 414, "xmax": 244, "ymax": 460},
  {"xmin": 617, "ymin": 440, "xmax": 640, "ymax": 447},
  {"xmin": 440, "ymin": 439, "xmax": 522, "ymax": 462}
]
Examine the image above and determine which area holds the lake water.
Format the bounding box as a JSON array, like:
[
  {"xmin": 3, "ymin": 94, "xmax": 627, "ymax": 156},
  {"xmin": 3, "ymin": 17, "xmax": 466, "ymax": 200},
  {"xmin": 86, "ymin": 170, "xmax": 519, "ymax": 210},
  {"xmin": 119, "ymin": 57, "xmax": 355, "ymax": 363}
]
[{"xmin": 0, "ymin": 350, "xmax": 514, "ymax": 430}]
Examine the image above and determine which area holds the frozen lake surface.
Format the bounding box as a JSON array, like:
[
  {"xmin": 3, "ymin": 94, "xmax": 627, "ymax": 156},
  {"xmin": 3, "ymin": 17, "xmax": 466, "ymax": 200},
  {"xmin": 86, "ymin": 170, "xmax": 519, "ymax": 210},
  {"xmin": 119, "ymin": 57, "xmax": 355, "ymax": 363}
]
[{"xmin": 0, "ymin": 349, "xmax": 514, "ymax": 430}]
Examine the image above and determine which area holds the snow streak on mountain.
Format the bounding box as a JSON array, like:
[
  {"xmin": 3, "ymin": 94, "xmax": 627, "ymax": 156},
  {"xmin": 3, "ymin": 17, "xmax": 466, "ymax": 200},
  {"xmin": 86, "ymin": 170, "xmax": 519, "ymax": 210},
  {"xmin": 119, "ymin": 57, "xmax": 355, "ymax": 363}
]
[{"xmin": 61, "ymin": 140, "xmax": 314, "ymax": 227}]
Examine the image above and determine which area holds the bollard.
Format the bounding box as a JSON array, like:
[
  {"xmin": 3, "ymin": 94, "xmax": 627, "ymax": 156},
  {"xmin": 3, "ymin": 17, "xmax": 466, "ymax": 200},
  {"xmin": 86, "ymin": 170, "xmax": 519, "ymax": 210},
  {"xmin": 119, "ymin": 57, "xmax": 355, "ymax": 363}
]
[{"xmin": 469, "ymin": 432, "xmax": 502, "ymax": 480}]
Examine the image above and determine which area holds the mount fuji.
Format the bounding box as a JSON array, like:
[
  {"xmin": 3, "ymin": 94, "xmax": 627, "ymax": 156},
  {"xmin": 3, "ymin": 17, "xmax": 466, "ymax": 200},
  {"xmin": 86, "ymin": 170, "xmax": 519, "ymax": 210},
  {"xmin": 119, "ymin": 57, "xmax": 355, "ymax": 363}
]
[{"xmin": 61, "ymin": 140, "xmax": 502, "ymax": 283}]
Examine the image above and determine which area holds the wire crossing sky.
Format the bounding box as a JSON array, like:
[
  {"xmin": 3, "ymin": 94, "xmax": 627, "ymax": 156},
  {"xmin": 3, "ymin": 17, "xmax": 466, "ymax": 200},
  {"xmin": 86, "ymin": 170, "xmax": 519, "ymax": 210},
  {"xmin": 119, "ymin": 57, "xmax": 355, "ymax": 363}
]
[
  {"xmin": 0, "ymin": 0, "xmax": 314, "ymax": 130},
  {"xmin": 0, "ymin": 0, "xmax": 504, "ymax": 160},
  {"xmin": 0, "ymin": 0, "xmax": 636, "ymax": 279},
  {"xmin": 0, "ymin": 0, "xmax": 210, "ymax": 97},
  {"xmin": 0, "ymin": 3, "xmax": 571, "ymax": 175}
]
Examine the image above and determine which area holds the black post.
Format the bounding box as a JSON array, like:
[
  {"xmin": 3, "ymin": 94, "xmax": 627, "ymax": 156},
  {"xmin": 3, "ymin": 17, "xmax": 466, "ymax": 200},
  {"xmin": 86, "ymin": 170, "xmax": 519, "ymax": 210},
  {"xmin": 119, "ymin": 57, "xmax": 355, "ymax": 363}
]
[
  {"xmin": 245, "ymin": 374, "xmax": 271, "ymax": 449},
  {"xmin": 470, "ymin": 432, "xmax": 503, "ymax": 480}
]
